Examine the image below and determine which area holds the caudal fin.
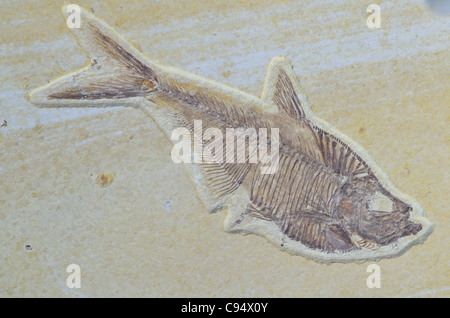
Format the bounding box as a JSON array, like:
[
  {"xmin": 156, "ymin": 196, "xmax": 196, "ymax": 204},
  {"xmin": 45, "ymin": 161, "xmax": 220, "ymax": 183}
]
[{"xmin": 27, "ymin": 5, "xmax": 159, "ymax": 107}]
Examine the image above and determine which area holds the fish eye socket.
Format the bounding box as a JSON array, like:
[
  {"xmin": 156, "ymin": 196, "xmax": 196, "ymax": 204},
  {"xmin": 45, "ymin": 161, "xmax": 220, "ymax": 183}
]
[{"xmin": 369, "ymin": 192, "xmax": 394, "ymax": 212}]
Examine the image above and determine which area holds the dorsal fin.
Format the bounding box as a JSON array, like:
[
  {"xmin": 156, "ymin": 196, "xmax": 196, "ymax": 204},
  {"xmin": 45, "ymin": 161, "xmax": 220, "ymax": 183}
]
[{"xmin": 261, "ymin": 57, "xmax": 309, "ymax": 120}]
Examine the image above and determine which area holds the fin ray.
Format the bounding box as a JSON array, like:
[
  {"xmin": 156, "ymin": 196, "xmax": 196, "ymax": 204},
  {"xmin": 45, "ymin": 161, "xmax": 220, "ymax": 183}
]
[
  {"xmin": 27, "ymin": 6, "xmax": 159, "ymax": 106},
  {"xmin": 261, "ymin": 57, "xmax": 310, "ymax": 119}
]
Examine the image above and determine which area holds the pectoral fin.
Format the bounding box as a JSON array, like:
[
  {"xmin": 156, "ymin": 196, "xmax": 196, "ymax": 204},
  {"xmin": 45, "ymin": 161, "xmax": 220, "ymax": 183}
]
[{"xmin": 325, "ymin": 225, "xmax": 356, "ymax": 252}]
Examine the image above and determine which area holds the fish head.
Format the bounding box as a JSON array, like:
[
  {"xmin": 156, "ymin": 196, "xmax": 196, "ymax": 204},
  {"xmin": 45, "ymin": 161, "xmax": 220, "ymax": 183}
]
[{"xmin": 336, "ymin": 174, "xmax": 422, "ymax": 249}]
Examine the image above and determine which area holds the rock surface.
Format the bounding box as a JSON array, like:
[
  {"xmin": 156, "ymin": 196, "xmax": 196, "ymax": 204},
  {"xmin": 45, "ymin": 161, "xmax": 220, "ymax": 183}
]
[{"xmin": 0, "ymin": 0, "xmax": 448, "ymax": 297}]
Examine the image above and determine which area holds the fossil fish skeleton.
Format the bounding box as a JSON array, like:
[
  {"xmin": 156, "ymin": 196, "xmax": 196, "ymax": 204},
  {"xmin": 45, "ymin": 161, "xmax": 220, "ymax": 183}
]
[{"xmin": 26, "ymin": 6, "xmax": 432, "ymax": 263}]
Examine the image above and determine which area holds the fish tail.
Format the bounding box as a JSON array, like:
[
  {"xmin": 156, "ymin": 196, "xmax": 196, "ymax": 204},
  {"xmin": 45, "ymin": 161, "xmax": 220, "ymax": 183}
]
[{"xmin": 26, "ymin": 5, "xmax": 160, "ymax": 107}]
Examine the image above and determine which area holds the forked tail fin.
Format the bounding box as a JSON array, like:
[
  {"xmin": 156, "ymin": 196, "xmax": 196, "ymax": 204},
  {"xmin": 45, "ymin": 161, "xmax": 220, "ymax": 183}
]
[{"xmin": 26, "ymin": 5, "xmax": 159, "ymax": 107}]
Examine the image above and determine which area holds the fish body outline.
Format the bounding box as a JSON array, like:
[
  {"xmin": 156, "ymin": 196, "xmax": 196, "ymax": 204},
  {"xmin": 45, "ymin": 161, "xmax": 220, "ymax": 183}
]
[{"xmin": 27, "ymin": 6, "xmax": 433, "ymax": 263}]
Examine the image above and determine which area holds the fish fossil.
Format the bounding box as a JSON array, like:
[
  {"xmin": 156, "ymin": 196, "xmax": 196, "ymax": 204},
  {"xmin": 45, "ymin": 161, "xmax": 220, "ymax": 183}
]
[{"xmin": 27, "ymin": 6, "xmax": 432, "ymax": 262}]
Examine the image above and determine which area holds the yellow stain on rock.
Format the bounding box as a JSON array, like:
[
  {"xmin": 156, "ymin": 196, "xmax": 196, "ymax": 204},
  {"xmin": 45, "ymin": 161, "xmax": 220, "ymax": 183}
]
[{"xmin": 96, "ymin": 173, "xmax": 114, "ymax": 187}]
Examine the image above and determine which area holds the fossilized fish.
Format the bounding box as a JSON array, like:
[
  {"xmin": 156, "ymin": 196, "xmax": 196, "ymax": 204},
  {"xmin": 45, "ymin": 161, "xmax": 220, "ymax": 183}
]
[{"xmin": 27, "ymin": 6, "xmax": 432, "ymax": 262}]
